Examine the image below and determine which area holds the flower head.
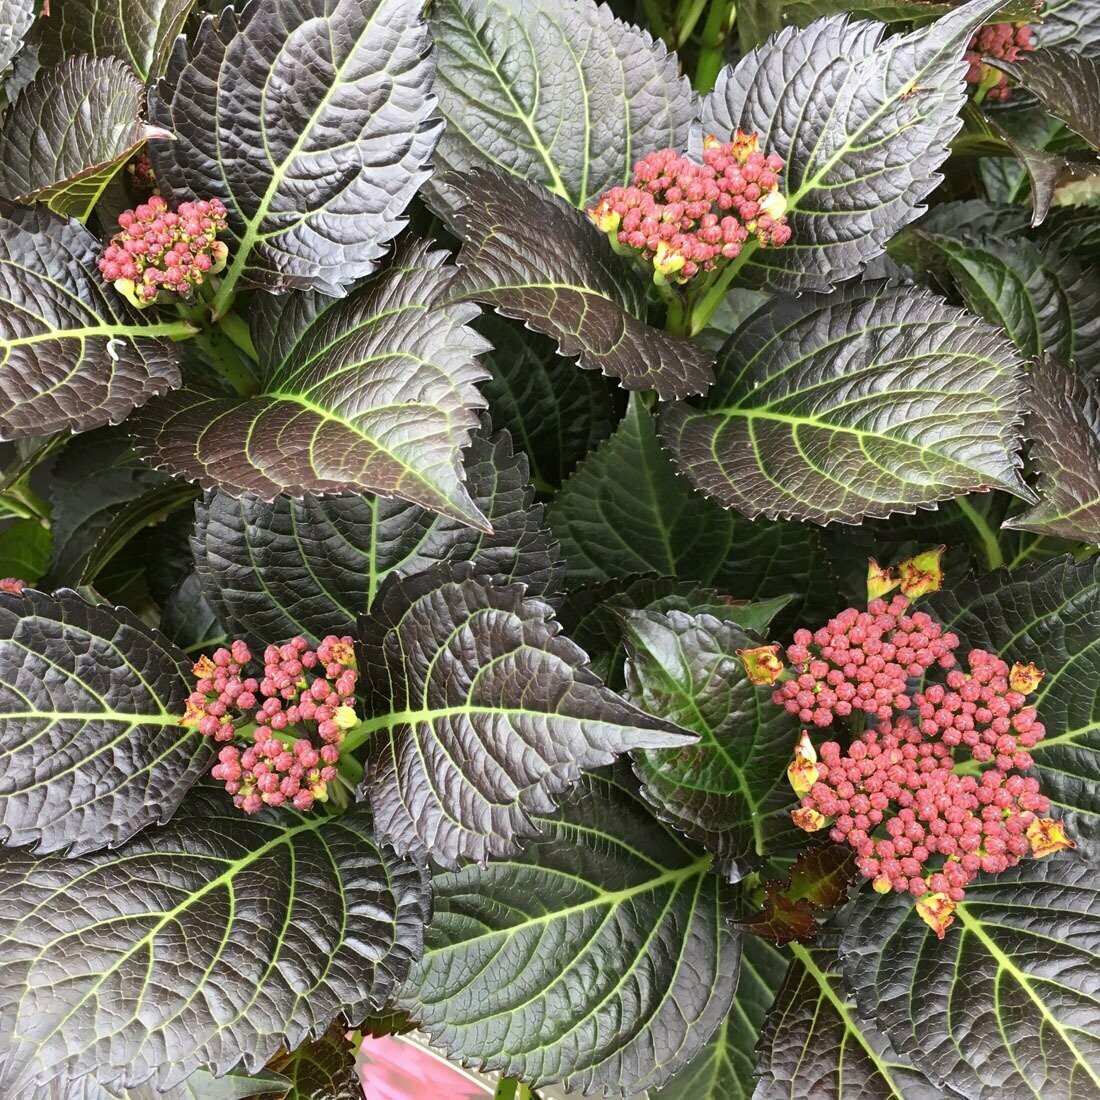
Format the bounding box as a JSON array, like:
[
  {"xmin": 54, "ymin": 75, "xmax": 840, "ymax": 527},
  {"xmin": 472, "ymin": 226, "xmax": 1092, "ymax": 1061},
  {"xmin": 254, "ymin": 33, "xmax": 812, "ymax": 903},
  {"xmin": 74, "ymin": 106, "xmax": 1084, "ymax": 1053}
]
[
  {"xmin": 586, "ymin": 132, "xmax": 791, "ymax": 286},
  {"xmin": 98, "ymin": 194, "xmax": 229, "ymax": 307},
  {"xmin": 184, "ymin": 634, "xmax": 360, "ymax": 814},
  {"xmin": 965, "ymin": 21, "xmax": 1035, "ymax": 102}
]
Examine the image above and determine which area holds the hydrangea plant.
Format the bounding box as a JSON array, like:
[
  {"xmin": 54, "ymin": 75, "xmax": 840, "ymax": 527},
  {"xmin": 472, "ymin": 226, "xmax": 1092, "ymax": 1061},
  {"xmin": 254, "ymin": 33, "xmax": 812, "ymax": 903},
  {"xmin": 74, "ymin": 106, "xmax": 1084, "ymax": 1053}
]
[{"xmin": 0, "ymin": 0, "xmax": 1098, "ymax": 1096}]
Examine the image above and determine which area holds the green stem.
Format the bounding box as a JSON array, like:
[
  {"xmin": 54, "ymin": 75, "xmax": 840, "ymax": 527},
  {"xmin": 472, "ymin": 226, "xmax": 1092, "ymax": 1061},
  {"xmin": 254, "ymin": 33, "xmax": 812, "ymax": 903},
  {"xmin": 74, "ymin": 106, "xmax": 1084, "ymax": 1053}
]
[
  {"xmin": 342, "ymin": 714, "xmax": 390, "ymax": 755},
  {"xmin": 193, "ymin": 329, "xmax": 260, "ymax": 397},
  {"xmin": 494, "ymin": 1081, "xmax": 532, "ymax": 1100},
  {"xmin": 0, "ymin": 486, "xmax": 48, "ymax": 524},
  {"xmin": 686, "ymin": 238, "xmax": 758, "ymax": 335},
  {"xmin": 672, "ymin": 0, "xmax": 710, "ymax": 47},
  {"xmin": 694, "ymin": 0, "xmax": 736, "ymax": 93},
  {"xmin": 217, "ymin": 310, "xmax": 259, "ymax": 363},
  {"xmin": 954, "ymin": 496, "xmax": 1005, "ymax": 571}
]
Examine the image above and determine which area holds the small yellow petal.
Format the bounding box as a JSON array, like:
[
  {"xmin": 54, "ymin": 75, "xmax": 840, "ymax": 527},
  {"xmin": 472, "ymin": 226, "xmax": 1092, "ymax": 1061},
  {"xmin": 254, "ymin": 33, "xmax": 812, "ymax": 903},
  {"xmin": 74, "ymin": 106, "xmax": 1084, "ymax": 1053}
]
[
  {"xmin": 1026, "ymin": 817, "xmax": 1075, "ymax": 859},
  {"xmin": 915, "ymin": 892, "xmax": 957, "ymax": 939},
  {"xmin": 738, "ymin": 644, "xmax": 785, "ymax": 686},
  {"xmin": 898, "ymin": 546, "xmax": 945, "ymax": 599},
  {"xmin": 791, "ymin": 807, "xmax": 829, "ymax": 832},
  {"xmin": 1009, "ymin": 662, "xmax": 1044, "ymax": 694},
  {"xmin": 788, "ymin": 731, "xmax": 820, "ymax": 796}
]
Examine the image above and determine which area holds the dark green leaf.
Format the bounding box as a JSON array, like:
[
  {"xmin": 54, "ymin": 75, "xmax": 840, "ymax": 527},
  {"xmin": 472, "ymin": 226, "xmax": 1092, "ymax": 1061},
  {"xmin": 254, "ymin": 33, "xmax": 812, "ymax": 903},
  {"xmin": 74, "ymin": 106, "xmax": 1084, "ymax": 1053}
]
[
  {"xmin": 0, "ymin": 789, "xmax": 428, "ymax": 1094},
  {"xmin": 704, "ymin": 0, "xmax": 1010, "ymax": 290},
  {"xmin": 993, "ymin": 47, "xmax": 1100, "ymax": 150},
  {"xmin": 357, "ymin": 565, "xmax": 694, "ymax": 869},
  {"xmin": 264, "ymin": 1025, "xmax": 360, "ymax": 1100},
  {"xmin": 476, "ymin": 312, "xmax": 625, "ymax": 490},
  {"xmin": 660, "ymin": 282, "xmax": 1032, "ymax": 524},
  {"xmin": 916, "ymin": 230, "xmax": 1100, "ymax": 379},
  {"xmin": 129, "ymin": 242, "xmax": 491, "ymax": 526},
  {"xmin": 927, "ymin": 556, "xmax": 1100, "ymax": 832},
  {"xmin": 150, "ymin": 0, "xmax": 439, "ymax": 301},
  {"xmin": 192, "ymin": 423, "xmax": 561, "ymax": 647},
  {"xmin": 1037, "ymin": 0, "xmax": 1100, "ymax": 54},
  {"xmin": 0, "ymin": 519, "xmax": 48, "ymax": 584},
  {"xmin": 0, "ymin": 57, "xmax": 145, "ymax": 222},
  {"xmin": 35, "ymin": 0, "xmax": 194, "ymax": 80},
  {"xmin": 45, "ymin": 430, "xmax": 173, "ymax": 588},
  {"xmin": 0, "ymin": 203, "xmax": 184, "ymax": 441},
  {"xmin": 755, "ymin": 943, "xmax": 947, "ymax": 1100},
  {"xmin": 428, "ymin": 0, "xmax": 694, "ymax": 208},
  {"xmin": 78, "ymin": 481, "xmax": 201, "ymax": 586},
  {"xmin": 0, "ymin": 588, "xmax": 209, "ymax": 855},
  {"xmin": 840, "ymin": 848, "xmax": 1099, "ymax": 1099},
  {"xmin": 621, "ymin": 608, "xmax": 804, "ymax": 875},
  {"xmin": 550, "ymin": 397, "xmax": 828, "ymax": 608},
  {"xmin": 160, "ymin": 571, "xmax": 227, "ymax": 654},
  {"xmin": 651, "ymin": 937, "xmax": 787, "ymax": 1100},
  {"xmin": 445, "ymin": 168, "xmax": 714, "ymax": 401},
  {"xmin": 821, "ymin": 491, "xmax": 1077, "ymax": 605},
  {"xmin": 0, "ymin": 0, "xmax": 33, "ymax": 76},
  {"xmin": 400, "ymin": 769, "xmax": 741, "ymax": 1095},
  {"xmin": 558, "ymin": 574, "xmax": 762, "ymax": 689},
  {"xmin": 1005, "ymin": 356, "xmax": 1100, "ymax": 542}
]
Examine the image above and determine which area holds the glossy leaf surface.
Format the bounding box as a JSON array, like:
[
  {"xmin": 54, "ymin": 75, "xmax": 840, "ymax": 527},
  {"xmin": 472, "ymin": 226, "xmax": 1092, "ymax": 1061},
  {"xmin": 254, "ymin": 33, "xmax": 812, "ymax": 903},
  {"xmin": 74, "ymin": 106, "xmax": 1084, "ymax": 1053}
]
[
  {"xmin": 446, "ymin": 169, "xmax": 714, "ymax": 400},
  {"xmin": 0, "ymin": 790, "xmax": 427, "ymax": 1093},
  {"xmin": 550, "ymin": 397, "xmax": 828, "ymax": 607},
  {"xmin": 150, "ymin": 0, "xmax": 440, "ymax": 298},
  {"xmin": 660, "ymin": 282, "xmax": 1031, "ymax": 524},
  {"xmin": 129, "ymin": 243, "xmax": 491, "ymax": 525},
  {"xmin": 841, "ymin": 849, "xmax": 1099, "ymax": 1099},
  {"xmin": 428, "ymin": 0, "xmax": 693, "ymax": 207},
  {"xmin": 191, "ymin": 423, "xmax": 562, "ymax": 645},
  {"xmin": 401, "ymin": 770, "xmax": 741, "ymax": 1095},
  {"xmin": 703, "ymin": 0, "xmax": 1009, "ymax": 289},
  {"xmin": 0, "ymin": 57, "xmax": 145, "ymax": 221},
  {"xmin": 36, "ymin": 0, "xmax": 194, "ymax": 79},
  {"xmin": 755, "ymin": 943, "xmax": 947, "ymax": 1099},
  {"xmin": 621, "ymin": 607, "xmax": 803, "ymax": 875},
  {"xmin": 358, "ymin": 566, "xmax": 693, "ymax": 868},
  {"xmin": 0, "ymin": 588, "xmax": 208, "ymax": 856},
  {"xmin": 0, "ymin": 204, "xmax": 183, "ymax": 441}
]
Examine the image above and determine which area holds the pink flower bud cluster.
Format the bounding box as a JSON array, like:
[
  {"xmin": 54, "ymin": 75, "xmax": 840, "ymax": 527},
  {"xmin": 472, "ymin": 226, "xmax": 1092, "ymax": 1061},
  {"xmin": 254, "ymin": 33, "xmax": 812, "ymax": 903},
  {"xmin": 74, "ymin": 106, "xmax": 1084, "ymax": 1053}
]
[
  {"xmin": 184, "ymin": 635, "xmax": 359, "ymax": 814},
  {"xmin": 0, "ymin": 578, "xmax": 27, "ymax": 594},
  {"xmin": 773, "ymin": 596, "xmax": 959, "ymax": 727},
  {"xmin": 587, "ymin": 132, "xmax": 791, "ymax": 283},
  {"xmin": 98, "ymin": 194, "xmax": 229, "ymax": 306},
  {"xmin": 913, "ymin": 649, "xmax": 1044, "ymax": 773},
  {"xmin": 965, "ymin": 22, "xmax": 1035, "ymax": 102},
  {"xmin": 805, "ymin": 717, "xmax": 1050, "ymax": 905}
]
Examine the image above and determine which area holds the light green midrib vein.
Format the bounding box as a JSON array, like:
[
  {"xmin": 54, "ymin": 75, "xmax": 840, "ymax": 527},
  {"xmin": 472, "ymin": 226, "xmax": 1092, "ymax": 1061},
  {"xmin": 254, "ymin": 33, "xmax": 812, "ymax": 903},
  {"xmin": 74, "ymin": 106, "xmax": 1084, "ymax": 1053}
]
[
  {"xmin": 10, "ymin": 814, "xmax": 345, "ymax": 1070},
  {"xmin": 211, "ymin": 1, "xmax": 385, "ymax": 313},
  {"xmin": 788, "ymin": 944, "xmax": 910, "ymax": 1100},
  {"xmin": 955, "ymin": 906, "xmax": 1100, "ymax": 1091},
  {"xmin": 425, "ymin": 852, "xmax": 711, "ymax": 958},
  {"xmin": 1, "ymin": 320, "xmax": 193, "ymax": 351}
]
